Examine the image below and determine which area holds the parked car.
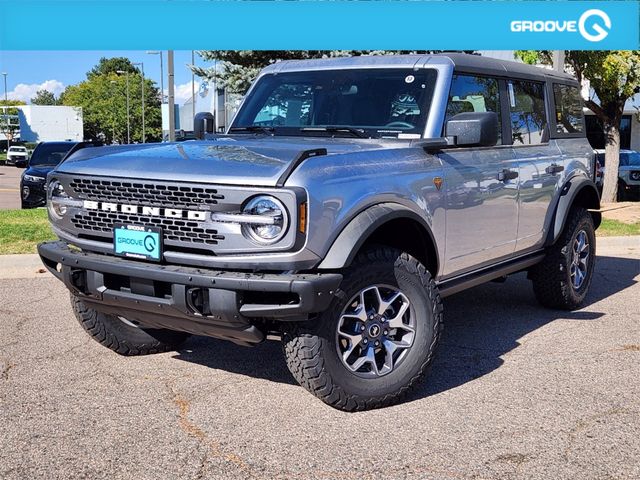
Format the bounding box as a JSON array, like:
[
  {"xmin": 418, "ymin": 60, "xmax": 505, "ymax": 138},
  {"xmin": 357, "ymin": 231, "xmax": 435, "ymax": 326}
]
[
  {"xmin": 594, "ymin": 149, "xmax": 640, "ymax": 201},
  {"xmin": 6, "ymin": 145, "xmax": 29, "ymax": 166},
  {"xmin": 38, "ymin": 54, "xmax": 600, "ymax": 411},
  {"xmin": 21, "ymin": 142, "xmax": 79, "ymax": 208}
]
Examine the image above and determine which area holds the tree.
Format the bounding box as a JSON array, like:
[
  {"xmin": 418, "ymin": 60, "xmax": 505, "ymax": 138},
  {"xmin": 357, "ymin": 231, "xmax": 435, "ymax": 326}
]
[
  {"xmin": 61, "ymin": 59, "xmax": 161, "ymax": 144},
  {"xmin": 0, "ymin": 99, "xmax": 27, "ymax": 144},
  {"xmin": 191, "ymin": 51, "xmax": 475, "ymax": 95},
  {"xmin": 87, "ymin": 57, "xmax": 140, "ymax": 79},
  {"xmin": 31, "ymin": 89, "xmax": 60, "ymax": 105},
  {"xmin": 515, "ymin": 50, "xmax": 640, "ymax": 203}
]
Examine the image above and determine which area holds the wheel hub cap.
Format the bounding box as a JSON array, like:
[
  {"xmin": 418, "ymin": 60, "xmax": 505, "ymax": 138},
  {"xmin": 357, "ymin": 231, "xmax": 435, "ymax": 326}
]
[
  {"xmin": 336, "ymin": 285, "xmax": 415, "ymax": 378},
  {"xmin": 570, "ymin": 230, "xmax": 590, "ymax": 290}
]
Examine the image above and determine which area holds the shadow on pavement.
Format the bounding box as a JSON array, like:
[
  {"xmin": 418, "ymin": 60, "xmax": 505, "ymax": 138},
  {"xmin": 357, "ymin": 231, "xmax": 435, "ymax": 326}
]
[{"xmin": 172, "ymin": 255, "xmax": 639, "ymax": 396}]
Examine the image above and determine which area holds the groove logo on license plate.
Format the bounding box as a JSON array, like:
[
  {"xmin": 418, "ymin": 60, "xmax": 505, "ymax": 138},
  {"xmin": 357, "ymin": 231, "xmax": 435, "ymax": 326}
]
[{"xmin": 114, "ymin": 224, "xmax": 162, "ymax": 261}]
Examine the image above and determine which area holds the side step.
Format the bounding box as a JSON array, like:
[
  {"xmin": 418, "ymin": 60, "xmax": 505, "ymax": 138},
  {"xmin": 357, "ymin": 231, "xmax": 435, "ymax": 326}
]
[{"xmin": 437, "ymin": 252, "xmax": 545, "ymax": 298}]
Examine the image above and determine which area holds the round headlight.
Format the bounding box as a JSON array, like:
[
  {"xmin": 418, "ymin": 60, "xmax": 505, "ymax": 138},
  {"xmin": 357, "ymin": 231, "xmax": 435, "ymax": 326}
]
[
  {"xmin": 48, "ymin": 180, "xmax": 68, "ymax": 219},
  {"xmin": 241, "ymin": 195, "xmax": 288, "ymax": 244}
]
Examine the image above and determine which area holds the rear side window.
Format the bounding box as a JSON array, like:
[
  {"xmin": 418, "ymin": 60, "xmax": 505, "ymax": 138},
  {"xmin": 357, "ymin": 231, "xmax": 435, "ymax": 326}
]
[
  {"xmin": 553, "ymin": 84, "xmax": 584, "ymax": 134},
  {"xmin": 508, "ymin": 80, "xmax": 547, "ymax": 145},
  {"xmin": 446, "ymin": 74, "xmax": 502, "ymax": 144}
]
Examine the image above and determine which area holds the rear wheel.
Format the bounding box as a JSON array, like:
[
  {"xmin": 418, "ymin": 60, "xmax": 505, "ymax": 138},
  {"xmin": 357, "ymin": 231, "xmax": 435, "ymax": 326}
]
[
  {"xmin": 282, "ymin": 247, "xmax": 443, "ymax": 411},
  {"xmin": 530, "ymin": 208, "xmax": 596, "ymax": 310},
  {"xmin": 71, "ymin": 294, "xmax": 191, "ymax": 355}
]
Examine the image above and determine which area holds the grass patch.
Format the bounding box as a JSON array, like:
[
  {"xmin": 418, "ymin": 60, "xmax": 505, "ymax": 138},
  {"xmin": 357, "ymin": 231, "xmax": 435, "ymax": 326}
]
[
  {"xmin": 0, "ymin": 209, "xmax": 56, "ymax": 254},
  {"xmin": 597, "ymin": 218, "xmax": 640, "ymax": 237}
]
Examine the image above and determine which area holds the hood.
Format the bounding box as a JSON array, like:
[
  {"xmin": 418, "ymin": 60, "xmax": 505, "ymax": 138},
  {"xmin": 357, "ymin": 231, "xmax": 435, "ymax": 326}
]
[{"xmin": 55, "ymin": 136, "xmax": 396, "ymax": 186}]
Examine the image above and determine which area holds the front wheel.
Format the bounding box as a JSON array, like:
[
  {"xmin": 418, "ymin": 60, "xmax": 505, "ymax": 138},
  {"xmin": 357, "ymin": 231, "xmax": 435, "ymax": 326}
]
[
  {"xmin": 71, "ymin": 295, "xmax": 191, "ymax": 355},
  {"xmin": 530, "ymin": 207, "xmax": 596, "ymax": 310},
  {"xmin": 282, "ymin": 247, "xmax": 443, "ymax": 411}
]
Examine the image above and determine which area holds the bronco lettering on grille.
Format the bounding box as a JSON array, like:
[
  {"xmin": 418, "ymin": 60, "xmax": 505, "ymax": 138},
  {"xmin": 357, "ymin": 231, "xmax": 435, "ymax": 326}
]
[{"xmin": 83, "ymin": 200, "xmax": 207, "ymax": 221}]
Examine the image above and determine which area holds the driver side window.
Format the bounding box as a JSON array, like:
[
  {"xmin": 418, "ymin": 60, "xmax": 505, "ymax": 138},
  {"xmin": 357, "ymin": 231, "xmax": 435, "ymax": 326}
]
[{"xmin": 446, "ymin": 74, "xmax": 502, "ymax": 144}]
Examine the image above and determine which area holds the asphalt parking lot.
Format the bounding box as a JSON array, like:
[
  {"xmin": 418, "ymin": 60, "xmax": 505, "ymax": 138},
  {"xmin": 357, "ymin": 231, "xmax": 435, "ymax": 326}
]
[
  {"xmin": 1, "ymin": 246, "xmax": 639, "ymax": 479},
  {"xmin": 0, "ymin": 166, "xmax": 22, "ymax": 210}
]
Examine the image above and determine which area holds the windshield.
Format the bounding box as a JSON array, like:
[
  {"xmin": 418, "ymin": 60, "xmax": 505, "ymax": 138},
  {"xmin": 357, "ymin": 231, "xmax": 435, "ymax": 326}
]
[
  {"xmin": 232, "ymin": 68, "xmax": 438, "ymax": 139},
  {"xmin": 29, "ymin": 143, "xmax": 74, "ymax": 167},
  {"xmin": 621, "ymin": 152, "xmax": 640, "ymax": 167},
  {"xmin": 9, "ymin": 147, "xmax": 26, "ymax": 152}
]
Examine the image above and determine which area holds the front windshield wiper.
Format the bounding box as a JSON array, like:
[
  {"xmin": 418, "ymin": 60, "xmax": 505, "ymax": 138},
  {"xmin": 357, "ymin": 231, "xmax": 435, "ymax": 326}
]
[
  {"xmin": 299, "ymin": 126, "xmax": 368, "ymax": 138},
  {"xmin": 228, "ymin": 125, "xmax": 275, "ymax": 135}
]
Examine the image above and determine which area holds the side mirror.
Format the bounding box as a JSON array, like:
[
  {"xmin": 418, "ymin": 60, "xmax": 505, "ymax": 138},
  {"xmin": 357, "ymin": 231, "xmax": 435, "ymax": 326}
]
[
  {"xmin": 15, "ymin": 159, "xmax": 27, "ymax": 168},
  {"xmin": 445, "ymin": 112, "xmax": 499, "ymax": 147},
  {"xmin": 194, "ymin": 112, "xmax": 215, "ymax": 140}
]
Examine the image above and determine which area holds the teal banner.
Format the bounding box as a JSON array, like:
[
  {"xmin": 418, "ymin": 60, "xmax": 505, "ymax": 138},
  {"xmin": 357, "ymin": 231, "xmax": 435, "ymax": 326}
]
[{"xmin": 0, "ymin": 1, "xmax": 638, "ymax": 50}]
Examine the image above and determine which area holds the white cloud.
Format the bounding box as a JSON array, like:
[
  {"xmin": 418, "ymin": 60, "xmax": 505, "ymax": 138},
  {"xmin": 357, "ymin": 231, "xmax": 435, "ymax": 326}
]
[
  {"xmin": 172, "ymin": 81, "xmax": 200, "ymax": 105},
  {"xmin": 7, "ymin": 80, "xmax": 66, "ymax": 103}
]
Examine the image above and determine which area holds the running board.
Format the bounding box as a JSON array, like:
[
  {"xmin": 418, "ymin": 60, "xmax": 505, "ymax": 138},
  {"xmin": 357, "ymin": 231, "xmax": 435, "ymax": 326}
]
[{"xmin": 437, "ymin": 252, "xmax": 545, "ymax": 298}]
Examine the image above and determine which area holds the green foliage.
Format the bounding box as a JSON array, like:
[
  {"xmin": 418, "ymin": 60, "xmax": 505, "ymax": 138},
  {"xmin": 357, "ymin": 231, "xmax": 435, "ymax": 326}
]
[
  {"xmin": 0, "ymin": 209, "xmax": 55, "ymax": 255},
  {"xmin": 61, "ymin": 58, "xmax": 161, "ymax": 144},
  {"xmin": 30, "ymin": 89, "xmax": 60, "ymax": 105},
  {"xmin": 192, "ymin": 50, "xmax": 475, "ymax": 94},
  {"xmin": 598, "ymin": 219, "xmax": 640, "ymax": 237},
  {"xmin": 87, "ymin": 57, "xmax": 140, "ymax": 78}
]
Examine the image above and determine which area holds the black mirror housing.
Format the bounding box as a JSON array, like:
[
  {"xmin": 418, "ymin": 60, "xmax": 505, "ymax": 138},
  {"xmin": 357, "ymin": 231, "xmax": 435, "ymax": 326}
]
[
  {"xmin": 194, "ymin": 112, "xmax": 215, "ymax": 140},
  {"xmin": 445, "ymin": 112, "xmax": 499, "ymax": 147}
]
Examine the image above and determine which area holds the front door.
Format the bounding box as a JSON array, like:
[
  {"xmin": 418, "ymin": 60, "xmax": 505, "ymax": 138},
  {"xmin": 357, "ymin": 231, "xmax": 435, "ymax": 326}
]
[{"xmin": 440, "ymin": 74, "xmax": 519, "ymax": 277}]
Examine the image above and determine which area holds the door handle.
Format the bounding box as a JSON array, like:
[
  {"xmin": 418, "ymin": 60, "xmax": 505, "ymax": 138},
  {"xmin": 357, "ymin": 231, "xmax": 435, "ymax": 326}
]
[
  {"xmin": 545, "ymin": 164, "xmax": 565, "ymax": 175},
  {"xmin": 497, "ymin": 169, "xmax": 519, "ymax": 182}
]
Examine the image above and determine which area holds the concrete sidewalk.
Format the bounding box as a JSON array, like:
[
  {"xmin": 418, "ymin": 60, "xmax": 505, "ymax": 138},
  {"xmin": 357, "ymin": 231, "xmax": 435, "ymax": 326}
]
[{"xmin": 1, "ymin": 236, "xmax": 637, "ymax": 280}]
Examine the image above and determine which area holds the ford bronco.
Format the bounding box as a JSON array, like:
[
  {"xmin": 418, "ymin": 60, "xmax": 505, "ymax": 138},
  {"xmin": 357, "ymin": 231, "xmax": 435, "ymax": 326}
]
[{"xmin": 39, "ymin": 54, "xmax": 600, "ymax": 411}]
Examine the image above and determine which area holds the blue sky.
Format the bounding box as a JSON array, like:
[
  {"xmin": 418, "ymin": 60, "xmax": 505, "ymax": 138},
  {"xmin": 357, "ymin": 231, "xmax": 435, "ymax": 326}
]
[{"xmin": 0, "ymin": 50, "xmax": 210, "ymax": 105}]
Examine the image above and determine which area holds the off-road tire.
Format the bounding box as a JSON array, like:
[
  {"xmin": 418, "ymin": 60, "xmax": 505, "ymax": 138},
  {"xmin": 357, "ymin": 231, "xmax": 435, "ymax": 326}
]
[
  {"xmin": 71, "ymin": 294, "xmax": 191, "ymax": 355},
  {"xmin": 530, "ymin": 207, "xmax": 596, "ymax": 310},
  {"xmin": 282, "ymin": 247, "xmax": 443, "ymax": 411}
]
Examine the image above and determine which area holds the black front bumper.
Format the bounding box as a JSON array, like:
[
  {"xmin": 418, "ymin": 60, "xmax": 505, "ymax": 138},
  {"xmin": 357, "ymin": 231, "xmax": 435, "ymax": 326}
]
[
  {"xmin": 39, "ymin": 241, "xmax": 342, "ymax": 345},
  {"xmin": 20, "ymin": 181, "xmax": 47, "ymax": 208}
]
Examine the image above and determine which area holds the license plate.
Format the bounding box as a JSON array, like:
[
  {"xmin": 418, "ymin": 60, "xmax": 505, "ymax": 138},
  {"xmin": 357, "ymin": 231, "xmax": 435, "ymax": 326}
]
[{"xmin": 113, "ymin": 224, "xmax": 162, "ymax": 261}]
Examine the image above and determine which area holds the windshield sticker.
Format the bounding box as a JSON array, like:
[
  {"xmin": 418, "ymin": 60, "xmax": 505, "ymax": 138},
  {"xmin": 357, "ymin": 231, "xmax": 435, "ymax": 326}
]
[{"xmin": 405, "ymin": 75, "xmax": 415, "ymax": 84}]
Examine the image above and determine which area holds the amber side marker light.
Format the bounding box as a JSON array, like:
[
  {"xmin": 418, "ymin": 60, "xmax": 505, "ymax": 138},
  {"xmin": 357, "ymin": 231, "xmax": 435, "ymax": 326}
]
[{"xmin": 299, "ymin": 203, "xmax": 307, "ymax": 233}]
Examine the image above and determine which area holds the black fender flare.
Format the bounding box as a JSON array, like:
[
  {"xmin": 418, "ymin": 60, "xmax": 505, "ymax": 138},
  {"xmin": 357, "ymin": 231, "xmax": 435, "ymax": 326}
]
[
  {"xmin": 316, "ymin": 203, "xmax": 438, "ymax": 270},
  {"xmin": 547, "ymin": 176, "xmax": 601, "ymax": 246}
]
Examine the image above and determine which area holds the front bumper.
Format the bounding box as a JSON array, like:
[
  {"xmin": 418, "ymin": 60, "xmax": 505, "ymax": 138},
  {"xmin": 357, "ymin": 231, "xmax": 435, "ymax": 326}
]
[
  {"xmin": 20, "ymin": 181, "xmax": 46, "ymax": 208},
  {"xmin": 39, "ymin": 241, "xmax": 342, "ymax": 345}
]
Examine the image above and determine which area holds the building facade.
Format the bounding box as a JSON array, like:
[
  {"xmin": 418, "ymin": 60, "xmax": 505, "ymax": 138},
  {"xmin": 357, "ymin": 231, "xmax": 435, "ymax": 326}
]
[{"xmin": 0, "ymin": 105, "xmax": 84, "ymax": 143}]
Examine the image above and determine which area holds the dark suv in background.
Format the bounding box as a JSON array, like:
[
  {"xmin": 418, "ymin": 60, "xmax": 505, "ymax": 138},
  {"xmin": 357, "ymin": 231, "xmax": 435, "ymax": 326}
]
[{"xmin": 20, "ymin": 142, "xmax": 79, "ymax": 208}]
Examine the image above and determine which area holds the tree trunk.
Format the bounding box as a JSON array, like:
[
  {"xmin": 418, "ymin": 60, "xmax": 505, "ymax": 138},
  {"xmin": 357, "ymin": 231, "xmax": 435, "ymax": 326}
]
[{"xmin": 601, "ymin": 121, "xmax": 621, "ymax": 203}]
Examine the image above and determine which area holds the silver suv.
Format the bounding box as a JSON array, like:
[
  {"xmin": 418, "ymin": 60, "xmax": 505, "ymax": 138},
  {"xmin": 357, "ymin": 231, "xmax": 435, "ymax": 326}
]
[{"xmin": 39, "ymin": 54, "xmax": 601, "ymax": 411}]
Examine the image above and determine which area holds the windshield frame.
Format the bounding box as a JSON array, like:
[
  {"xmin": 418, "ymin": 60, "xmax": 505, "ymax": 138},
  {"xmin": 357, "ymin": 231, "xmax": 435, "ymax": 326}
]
[{"xmin": 229, "ymin": 67, "xmax": 440, "ymax": 140}]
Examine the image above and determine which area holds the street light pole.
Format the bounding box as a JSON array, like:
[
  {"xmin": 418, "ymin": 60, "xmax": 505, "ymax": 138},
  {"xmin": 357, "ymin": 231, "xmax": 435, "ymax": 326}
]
[
  {"xmin": 116, "ymin": 70, "xmax": 131, "ymax": 144},
  {"xmin": 146, "ymin": 51, "xmax": 164, "ymax": 103},
  {"xmin": 167, "ymin": 51, "xmax": 176, "ymax": 142},
  {"xmin": 2, "ymin": 72, "xmax": 9, "ymax": 151},
  {"xmin": 134, "ymin": 62, "xmax": 145, "ymax": 143}
]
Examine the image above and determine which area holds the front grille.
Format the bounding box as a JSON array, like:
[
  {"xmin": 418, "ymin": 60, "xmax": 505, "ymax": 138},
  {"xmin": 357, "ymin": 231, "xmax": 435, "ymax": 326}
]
[
  {"xmin": 71, "ymin": 210, "xmax": 224, "ymax": 245},
  {"xmin": 69, "ymin": 178, "xmax": 225, "ymax": 209}
]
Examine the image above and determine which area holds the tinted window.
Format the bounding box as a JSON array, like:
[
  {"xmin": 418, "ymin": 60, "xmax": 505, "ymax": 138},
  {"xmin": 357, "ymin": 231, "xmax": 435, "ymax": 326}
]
[
  {"xmin": 621, "ymin": 152, "xmax": 640, "ymax": 167},
  {"xmin": 509, "ymin": 80, "xmax": 547, "ymax": 145},
  {"xmin": 446, "ymin": 75, "xmax": 502, "ymax": 144},
  {"xmin": 233, "ymin": 69, "xmax": 438, "ymax": 139},
  {"xmin": 553, "ymin": 84, "xmax": 584, "ymax": 134},
  {"xmin": 29, "ymin": 143, "xmax": 75, "ymax": 167}
]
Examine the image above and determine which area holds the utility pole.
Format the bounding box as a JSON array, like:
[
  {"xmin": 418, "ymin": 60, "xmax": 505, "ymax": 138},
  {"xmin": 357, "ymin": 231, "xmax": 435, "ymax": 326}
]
[
  {"xmin": 167, "ymin": 51, "xmax": 176, "ymax": 142},
  {"xmin": 552, "ymin": 51, "xmax": 565, "ymax": 72},
  {"xmin": 117, "ymin": 70, "xmax": 131, "ymax": 143},
  {"xmin": 191, "ymin": 50, "xmax": 196, "ymax": 129},
  {"xmin": 2, "ymin": 72, "xmax": 9, "ymax": 151},
  {"xmin": 146, "ymin": 51, "xmax": 164, "ymax": 103},
  {"xmin": 133, "ymin": 62, "xmax": 145, "ymax": 143}
]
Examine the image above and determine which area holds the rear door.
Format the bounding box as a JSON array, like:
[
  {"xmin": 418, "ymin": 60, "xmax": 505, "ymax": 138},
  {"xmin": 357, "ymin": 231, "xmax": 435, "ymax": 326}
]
[
  {"xmin": 440, "ymin": 74, "xmax": 519, "ymax": 277},
  {"xmin": 509, "ymin": 79, "xmax": 562, "ymax": 252}
]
